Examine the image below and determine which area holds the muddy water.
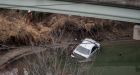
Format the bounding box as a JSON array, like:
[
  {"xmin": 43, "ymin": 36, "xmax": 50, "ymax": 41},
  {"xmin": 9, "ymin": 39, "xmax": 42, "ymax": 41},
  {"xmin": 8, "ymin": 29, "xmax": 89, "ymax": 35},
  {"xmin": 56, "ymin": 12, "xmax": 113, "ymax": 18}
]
[{"xmin": 88, "ymin": 40, "xmax": 140, "ymax": 75}]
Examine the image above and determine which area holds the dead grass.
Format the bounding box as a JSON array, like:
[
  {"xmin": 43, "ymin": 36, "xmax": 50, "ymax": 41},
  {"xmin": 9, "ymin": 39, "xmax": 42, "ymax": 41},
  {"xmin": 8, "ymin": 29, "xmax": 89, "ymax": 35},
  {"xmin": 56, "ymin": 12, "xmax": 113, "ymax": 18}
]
[
  {"xmin": 0, "ymin": 9, "xmax": 134, "ymax": 45},
  {"xmin": 0, "ymin": 10, "xmax": 52, "ymax": 45},
  {"xmin": 0, "ymin": 15, "xmax": 40, "ymax": 45},
  {"xmin": 23, "ymin": 48, "xmax": 90, "ymax": 75}
]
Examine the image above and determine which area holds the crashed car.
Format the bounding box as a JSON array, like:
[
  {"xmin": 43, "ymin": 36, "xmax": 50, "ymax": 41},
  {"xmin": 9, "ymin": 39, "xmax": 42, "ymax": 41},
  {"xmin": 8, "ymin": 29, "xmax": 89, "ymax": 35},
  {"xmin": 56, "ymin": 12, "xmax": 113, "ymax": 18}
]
[{"xmin": 71, "ymin": 38, "xmax": 100, "ymax": 60}]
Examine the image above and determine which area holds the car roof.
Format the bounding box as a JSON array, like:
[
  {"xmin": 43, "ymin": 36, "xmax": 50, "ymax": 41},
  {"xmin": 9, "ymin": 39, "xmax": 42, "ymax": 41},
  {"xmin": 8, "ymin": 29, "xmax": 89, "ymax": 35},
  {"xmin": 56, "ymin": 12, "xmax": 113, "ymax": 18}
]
[{"xmin": 79, "ymin": 38, "xmax": 96, "ymax": 50}]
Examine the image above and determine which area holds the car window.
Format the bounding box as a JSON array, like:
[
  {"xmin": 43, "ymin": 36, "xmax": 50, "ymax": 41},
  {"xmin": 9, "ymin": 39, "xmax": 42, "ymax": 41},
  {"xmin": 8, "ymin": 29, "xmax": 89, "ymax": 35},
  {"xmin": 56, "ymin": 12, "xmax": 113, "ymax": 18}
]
[
  {"xmin": 76, "ymin": 46, "xmax": 90, "ymax": 55},
  {"xmin": 91, "ymin": 46, "xmax": 97, "ymax": 53}
]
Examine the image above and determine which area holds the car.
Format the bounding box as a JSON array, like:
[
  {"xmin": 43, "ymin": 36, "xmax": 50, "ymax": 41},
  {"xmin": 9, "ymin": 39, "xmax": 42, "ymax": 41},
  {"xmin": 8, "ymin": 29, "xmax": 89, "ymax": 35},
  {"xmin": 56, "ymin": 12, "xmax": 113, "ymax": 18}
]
[{"xmin": 71, "ymin": 38, "xmax": 100, "ymax": 60}]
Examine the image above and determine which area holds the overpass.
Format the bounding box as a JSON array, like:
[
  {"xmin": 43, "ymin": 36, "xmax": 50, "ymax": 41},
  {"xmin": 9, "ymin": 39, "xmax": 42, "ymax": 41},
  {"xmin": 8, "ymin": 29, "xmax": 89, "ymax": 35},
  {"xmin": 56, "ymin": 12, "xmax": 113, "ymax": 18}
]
[{"xmin": 0, "ymin": 0, "xmax": 140, "ymax": 39}]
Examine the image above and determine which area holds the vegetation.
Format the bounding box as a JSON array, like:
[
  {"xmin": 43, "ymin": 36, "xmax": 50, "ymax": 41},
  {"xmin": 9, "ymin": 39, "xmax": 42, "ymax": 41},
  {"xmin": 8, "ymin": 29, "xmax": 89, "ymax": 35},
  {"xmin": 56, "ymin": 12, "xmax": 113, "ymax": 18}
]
[
  {"xmin": 20, "ymin": 40, "xmax": 140, "ymax": 75},
  {"xmin": 0, "ymin": 9, "xmax": 134, "ymax": 46},
  {"xmin": 0, "ymin": 9, "xmax": 138, "ymax": 75}
]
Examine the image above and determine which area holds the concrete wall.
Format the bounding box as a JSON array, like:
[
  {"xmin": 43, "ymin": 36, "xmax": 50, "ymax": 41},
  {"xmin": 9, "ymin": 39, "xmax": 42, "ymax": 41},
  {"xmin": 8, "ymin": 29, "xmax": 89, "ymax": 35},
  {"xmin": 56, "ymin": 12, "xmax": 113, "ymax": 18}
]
[
  {"xmin": 57, "ymin": 0, "xmax": 140, "ymax": 7},
  {"xmin": 133, "ymin": 25, "xmax": 140, "ymax": 40}
]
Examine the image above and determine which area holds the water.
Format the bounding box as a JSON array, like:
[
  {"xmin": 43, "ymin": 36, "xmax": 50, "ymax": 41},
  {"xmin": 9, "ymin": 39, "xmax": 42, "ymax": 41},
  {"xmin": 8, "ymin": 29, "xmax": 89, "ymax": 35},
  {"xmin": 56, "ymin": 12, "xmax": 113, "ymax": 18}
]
[{"xmin": 88, "ymin": 40, "xmax": 140, "ymax": 75}]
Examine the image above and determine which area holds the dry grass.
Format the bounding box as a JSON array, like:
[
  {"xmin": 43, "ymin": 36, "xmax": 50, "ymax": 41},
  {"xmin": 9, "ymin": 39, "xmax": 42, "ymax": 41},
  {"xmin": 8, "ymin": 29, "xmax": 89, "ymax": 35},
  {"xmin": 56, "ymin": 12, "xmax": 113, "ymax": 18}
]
[
  {"xmin": 24, "ymin": 48, "xmax": 91, "ymax": 75},
  {"xmin": 0, "ymin": 10, "xmax": 52, "ymax": 45},
  {"xmin": 0, "ymin": 15, "xmax": 40, "ymax": 45},
  {"xmin": 0, "ymin": 9, "xmax": 134, "ymax": 45}
]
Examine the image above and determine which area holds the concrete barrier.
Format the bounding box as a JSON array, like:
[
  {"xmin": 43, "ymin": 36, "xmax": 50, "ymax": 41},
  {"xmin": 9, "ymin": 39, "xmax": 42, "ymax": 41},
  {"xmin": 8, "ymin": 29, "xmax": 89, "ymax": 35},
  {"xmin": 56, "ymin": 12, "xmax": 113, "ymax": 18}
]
[{"xmin": 133, "ymin": 25, "xmax": 140, "ymax": 40}]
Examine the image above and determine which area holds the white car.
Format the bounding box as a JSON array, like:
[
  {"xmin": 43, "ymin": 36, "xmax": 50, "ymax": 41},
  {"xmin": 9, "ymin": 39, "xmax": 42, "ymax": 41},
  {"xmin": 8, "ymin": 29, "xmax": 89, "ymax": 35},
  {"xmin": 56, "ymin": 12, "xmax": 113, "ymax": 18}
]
[{"xmin": 71, "ymin": 38, "xmax": 100, "ymax": 59}]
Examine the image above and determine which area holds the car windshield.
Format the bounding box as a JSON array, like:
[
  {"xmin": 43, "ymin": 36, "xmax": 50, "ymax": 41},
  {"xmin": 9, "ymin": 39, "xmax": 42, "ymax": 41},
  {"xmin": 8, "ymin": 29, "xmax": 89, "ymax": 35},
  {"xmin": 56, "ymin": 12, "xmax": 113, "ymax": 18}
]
[{"xmin": 76, "ymin": 46, "xmax": 90, "ymax": 55}]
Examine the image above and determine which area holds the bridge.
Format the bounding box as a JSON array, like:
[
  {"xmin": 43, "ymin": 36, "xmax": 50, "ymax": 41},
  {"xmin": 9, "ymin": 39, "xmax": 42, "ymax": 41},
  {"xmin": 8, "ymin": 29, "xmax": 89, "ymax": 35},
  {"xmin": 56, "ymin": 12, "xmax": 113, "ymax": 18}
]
[{"xmin": 0, "ymin": 0, "xmax": 140, "ymax": 40}]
